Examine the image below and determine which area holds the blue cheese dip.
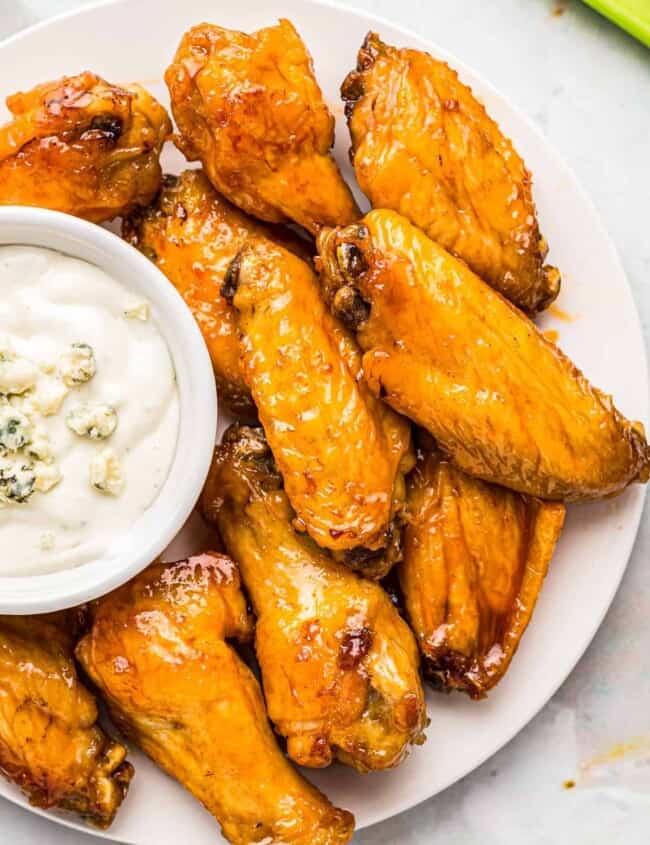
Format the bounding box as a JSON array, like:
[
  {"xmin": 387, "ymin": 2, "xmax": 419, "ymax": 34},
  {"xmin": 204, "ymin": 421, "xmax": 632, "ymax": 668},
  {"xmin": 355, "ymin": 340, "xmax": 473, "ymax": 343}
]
[{"xmin": 0, "ymin": 245, "xmax": 179, "ymax": 575}]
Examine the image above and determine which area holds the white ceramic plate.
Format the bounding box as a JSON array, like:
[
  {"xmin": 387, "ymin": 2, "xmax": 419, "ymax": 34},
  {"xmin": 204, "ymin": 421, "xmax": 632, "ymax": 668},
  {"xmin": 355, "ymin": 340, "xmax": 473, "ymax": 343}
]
[{"xmin": 0, "ymin": 1, "xmax": 647, "ymax": 842}]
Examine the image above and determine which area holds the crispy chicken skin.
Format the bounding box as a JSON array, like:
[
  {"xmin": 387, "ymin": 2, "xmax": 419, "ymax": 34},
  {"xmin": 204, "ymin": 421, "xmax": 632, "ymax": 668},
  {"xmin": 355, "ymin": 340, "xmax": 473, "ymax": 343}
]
[
  {"xmin": 400, "ymin": 447, "xmax": 565, "ymax": 699},
  {"xmin": 0, "ymin": 615, "xmax": 132, "ymax": 828},
  {"xmin": 0, "ymin": 72, "xmax": 171, "ymax": 222},
  {"xmin": 341, "ymin": 33, "xmax": 560, "ymax": 313},
  {"xmin": 201, "ymin": 425, "xmax": 427, "ymax": 772},
  {"xmin": 165, "ymin": 19, "xmax": 359, "ymax": 233},
  {"xmin": 76, "ymin": 554, "xmax": 354, "ymax": 845},
  {"xmin": 224, "ymin": 238, "xmax": 413, "ymax": 576},
  {"xmin": 123, "ymin": 169, "xmax": 311, "ymax": 416},
  {"xmin": 317, "ymin": 211, "xmax": 650, "ymax": 501}
]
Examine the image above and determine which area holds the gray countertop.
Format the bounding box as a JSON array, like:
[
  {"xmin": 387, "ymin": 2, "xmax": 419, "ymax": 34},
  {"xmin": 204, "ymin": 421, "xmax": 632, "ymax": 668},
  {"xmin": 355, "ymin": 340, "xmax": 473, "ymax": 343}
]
[{"xmin": 1, "ymin": 1, "xmax": 649, "ymax": 843}]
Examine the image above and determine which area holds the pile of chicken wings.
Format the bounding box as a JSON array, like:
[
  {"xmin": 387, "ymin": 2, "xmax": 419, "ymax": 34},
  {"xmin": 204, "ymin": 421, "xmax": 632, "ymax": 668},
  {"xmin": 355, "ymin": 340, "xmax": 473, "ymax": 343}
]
[{"xmin": 0, "ymin": 20, "xmax": 647, "ymax": 845}]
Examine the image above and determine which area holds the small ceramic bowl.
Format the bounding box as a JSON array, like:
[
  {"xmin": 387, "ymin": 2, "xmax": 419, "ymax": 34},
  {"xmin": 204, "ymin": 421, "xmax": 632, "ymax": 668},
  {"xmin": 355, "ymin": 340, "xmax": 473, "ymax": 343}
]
[{"xmin": 0, "ymin": 206, "xmax": 217, "ymax": 613}]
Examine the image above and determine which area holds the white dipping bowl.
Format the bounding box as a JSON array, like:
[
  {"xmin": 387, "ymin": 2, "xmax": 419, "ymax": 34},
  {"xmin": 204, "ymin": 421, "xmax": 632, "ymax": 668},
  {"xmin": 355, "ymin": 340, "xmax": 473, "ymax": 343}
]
[{"xmin": 0, "ymin": 207, "xmax": 217, "ymax": 613}]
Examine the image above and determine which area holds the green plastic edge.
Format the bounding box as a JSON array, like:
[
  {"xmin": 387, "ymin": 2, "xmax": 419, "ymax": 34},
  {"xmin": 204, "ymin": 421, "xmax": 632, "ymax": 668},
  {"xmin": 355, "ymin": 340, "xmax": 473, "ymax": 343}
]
[{"xmin": 583, "ymin": 0, "xmax": 650, "ymax": 47}]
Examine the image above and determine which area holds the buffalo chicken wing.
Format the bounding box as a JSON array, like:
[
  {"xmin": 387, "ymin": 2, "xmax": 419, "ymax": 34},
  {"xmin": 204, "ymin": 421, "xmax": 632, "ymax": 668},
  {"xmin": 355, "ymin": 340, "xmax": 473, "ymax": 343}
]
[
  {"xmin": 0, "ymin": 615, "xmax": 132, "ymax": 828},
  {"xmin": 0, "ymin": 72, "xmax": 170, "ymax": 222},
  {"xmin": 165, "ymin": 20, "xmax": 359, "ymax": 233},
  {"xmin": 201, "ymin": 425, "xmax": 427, "ymax": 772},
  {"xmin": 341, "ymin": 33, "xmax": 559, "ymax": 312},
  {"xmin": 223, "ymin": 239, "xmax": 413, "ymax": 576},
  {"xmin": 76, "ymin": 553, "xmax": 354, "ymax": 845},
  {"xmin": 317, "ymin": 210, "xmax": 650, "ymax": 501},
  {"xmin": 400, "ymin": 448, "xmax": 565, "ymax": 698}
]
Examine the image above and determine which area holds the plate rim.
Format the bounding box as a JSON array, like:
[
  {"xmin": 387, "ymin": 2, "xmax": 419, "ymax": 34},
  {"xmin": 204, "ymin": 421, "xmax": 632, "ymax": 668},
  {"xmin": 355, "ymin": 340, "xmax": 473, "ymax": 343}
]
[{"xmin": 0, "ymin": 0, "xmax": 647, "ymax": 840}]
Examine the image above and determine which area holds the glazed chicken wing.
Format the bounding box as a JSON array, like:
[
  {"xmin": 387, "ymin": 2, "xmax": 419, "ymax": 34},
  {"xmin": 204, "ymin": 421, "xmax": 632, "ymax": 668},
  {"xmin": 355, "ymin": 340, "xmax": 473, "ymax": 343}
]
[
  {"xmin": 400, "ymin": 447, "xmax": 565, "ymax": 698},
  {"xmin": 0, "ymin": 72, "xmax": 171, "ymax": 222},
  {"xmin": 201, "ymin": 425, "xmax": 426, "ymax": 772},
  {"xmin": 317, "ymin": 211, "xmax": 650, "ymax": 501},
  {"xmin": 341, "ymin": 33, "xmax": 559, "ymax": 313},
  {"xmin": 165, "ymin": 19, "xmax": 359, "ymax": 233},
  {"xmin": 76, "ymin": 553, "xmax": 354, "ymax": 845},
  {"xmin": 0, "ymin": 615, "xmax": 132, "ymax": 828},
  {"xmin": 223, "ymin": 239, "xmax": 413, "ymax": 576},
  {"xmin": 123, "ymin": 169, "xmax": 311, "ymax": 416}
]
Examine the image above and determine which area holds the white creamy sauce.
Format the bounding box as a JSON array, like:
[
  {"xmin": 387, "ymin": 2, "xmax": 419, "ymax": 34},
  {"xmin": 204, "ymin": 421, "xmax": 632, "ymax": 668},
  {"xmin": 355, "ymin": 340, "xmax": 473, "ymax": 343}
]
[{"xmin": 0, "ymin": 245, "xmax": 179, "ymax": 576}]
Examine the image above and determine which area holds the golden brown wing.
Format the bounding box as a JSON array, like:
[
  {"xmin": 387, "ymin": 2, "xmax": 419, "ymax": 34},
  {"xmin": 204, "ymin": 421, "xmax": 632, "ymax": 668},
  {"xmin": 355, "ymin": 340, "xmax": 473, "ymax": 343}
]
[
  {"xmin": 123, "ymin": 169, "xmax": 311, "ymax": 416},
  {"xmin": 317, "ymin": 211, "xmax": 650, "ymax": 500},
  {"xmin": 400, "ymin": 447, "xmax": 565, "ymax": 698},
  {"xmin": 0, "ymin": 72, "xmax": 170, "ymax": 222},
  {"xmin": 76, "ymin": 553, "xmax": 354, "ymax": 845},
  {"xmin": 341, "ymin": 33, "xmax": 560, "ymax": 313},
  {"xmin": 165, "ymin": 19, "xmax": 359, "ymax": 233},
  {"xmin": 0, "ymin": 615, "xmax": 132, "ymax": 828},
  {"xmin": 224, "ymin": 239, "xmax": 413, "ymax": 576},
  {"xmin": 201, "ymin": 425, "xmax": 426, "ymax": 772}
]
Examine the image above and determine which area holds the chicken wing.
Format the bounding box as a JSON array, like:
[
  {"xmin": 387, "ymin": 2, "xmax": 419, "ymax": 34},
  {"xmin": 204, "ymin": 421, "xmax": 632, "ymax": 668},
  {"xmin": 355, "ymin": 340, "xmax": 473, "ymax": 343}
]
[
  {"xmin": 0, "ymin": 614, "xmax": 132, "ymax": 828},
  {"xmin": 341, "ymin": 33, "xmax": 560, "ymax": 313},
  {"xmin": 201, "ymin": 425, "xmax": 426, "ymax": 772},
  {"xmin": 76, "ymin": 553, "xmax": 354, "ymax": 845},
  {"xmin": 223, "ymin": 239, "xmax": 413, "ymax": 576},
  {"xmin": 0, "ymin": 72, "xmax": 170, "ymax": 222},
  {"xmin": 165, "ymin": 19, "xmax": 359, "ymax": 233},
  {"xmin": 400, "ymin": 446, "xmax": 565, "ymax": 698},
  {"xmin": 123, "ymin": 169, "xmax": 311, "ymax": 416},
  {"xmin": 317, "ymin": 210, "xmax": 650, "ymax": 500}
]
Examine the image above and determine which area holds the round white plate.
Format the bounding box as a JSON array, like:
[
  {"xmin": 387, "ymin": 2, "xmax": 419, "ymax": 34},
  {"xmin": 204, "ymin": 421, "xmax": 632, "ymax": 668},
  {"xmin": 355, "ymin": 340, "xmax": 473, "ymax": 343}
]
[{"xmin": 0, "ymin": 1, "xmax": 647, "ymax": 842}]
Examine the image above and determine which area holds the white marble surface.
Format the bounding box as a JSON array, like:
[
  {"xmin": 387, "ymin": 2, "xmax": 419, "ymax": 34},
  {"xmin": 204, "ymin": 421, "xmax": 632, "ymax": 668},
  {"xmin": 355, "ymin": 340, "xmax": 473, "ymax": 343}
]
[{"xmin": 1, "ymin": 0, "xmax": 649, "ymax": 842}]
